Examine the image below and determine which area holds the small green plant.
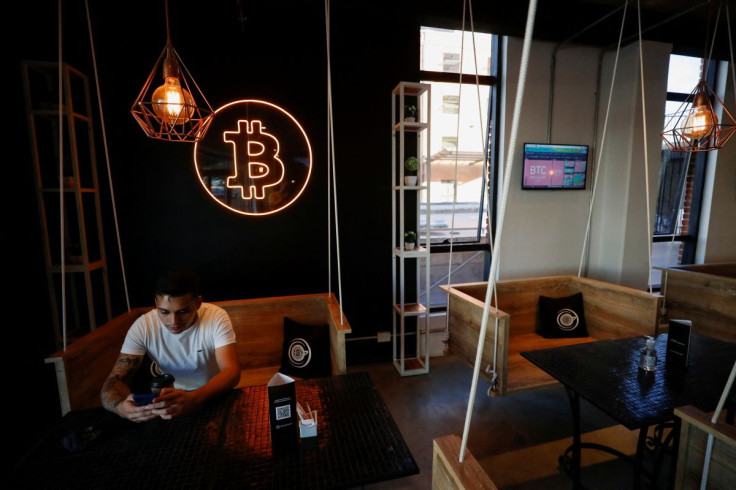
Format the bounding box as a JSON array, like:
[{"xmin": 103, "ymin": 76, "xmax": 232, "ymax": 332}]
[
  {"xmin": 404, "ymin": 156, "xmax": 419, "ymax": 173},
  {"xmin": 404, "ymin": 230, "xmax": 417, "ymax": 243},
  {"xmin": 404, "ymin": 105, "xmax": 417, "ymax": 118}
]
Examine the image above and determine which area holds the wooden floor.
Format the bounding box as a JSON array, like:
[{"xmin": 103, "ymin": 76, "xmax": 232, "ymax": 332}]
[{"xmin": 349, "ymin": 354, "xmax": 671, "ymax": 489}]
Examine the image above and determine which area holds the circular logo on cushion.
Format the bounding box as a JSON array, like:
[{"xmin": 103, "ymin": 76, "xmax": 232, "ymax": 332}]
[
  {"xmin": 556, "ymin": 308, "xmax": 580, "ymax": 331},
  {"xmin": 288, "ymin": 338, "xmax": 312, "ymax": 368}
]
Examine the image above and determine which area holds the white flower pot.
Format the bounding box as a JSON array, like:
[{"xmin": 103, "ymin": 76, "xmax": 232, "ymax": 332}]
[
  {"xmin": 404, "ymin": 242, "xmax": 416, "ymax": 250},
  {"xmin": 404, "ymin": 176, "xmax": 418, "ymax": 186},
  {"xmin": 404, "ymin": 117, "xmax": 416, "ymax": 122}
]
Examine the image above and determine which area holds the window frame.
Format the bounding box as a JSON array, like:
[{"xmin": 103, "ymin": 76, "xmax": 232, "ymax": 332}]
[
  {"xmin": 418, "ymin": 33, "xmax": 500, "ymax": 250},
  {"xmin": 418, "ymin": 28, "xmax": 501, "ymax": 309}
]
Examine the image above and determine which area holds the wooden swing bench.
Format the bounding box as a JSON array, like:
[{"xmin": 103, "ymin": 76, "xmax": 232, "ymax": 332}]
[
  {"xmin": 45, "ymin": 293, "xmax": 352, "ymax": 415},
  {"xmin": 441, "ymin": 275, "xmax": 663, "ymax": 396}
]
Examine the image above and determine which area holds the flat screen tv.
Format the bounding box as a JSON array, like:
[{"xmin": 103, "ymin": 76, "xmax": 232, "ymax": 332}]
[{"xmin": 522, "ymin": 143, "xmax": 588, "ymax": 190}]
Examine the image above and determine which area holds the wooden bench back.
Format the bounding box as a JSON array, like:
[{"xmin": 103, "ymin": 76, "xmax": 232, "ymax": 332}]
[
  {"xmin": 215, "ymin": 293, "xmax": 349, "ymax": 375},
  {"xmin": 663, "ymin": 265, "xmax": 736, "ymax": 342},
  {"xmin": 495, "ymin": 276, "xmax": 576, "ymax": 335},
  {"xmin": 574, "ymin": 276, "xmax": 661, "ymax": 338},
  {"xmin": 487, "ymin": 275, "xmax": 661, "ymax": 338}
]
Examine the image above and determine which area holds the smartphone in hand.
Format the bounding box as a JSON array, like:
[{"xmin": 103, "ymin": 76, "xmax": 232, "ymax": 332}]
[{"xmin": 132, "ymin": 393, "xmax": 156, "ymax": 406}]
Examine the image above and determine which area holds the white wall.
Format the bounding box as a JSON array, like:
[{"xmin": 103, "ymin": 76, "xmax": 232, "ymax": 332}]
[
  {"xmin": 497, "ymin": 37, "xmax": 672, "ymax": 288},
  {"xmin": 497, "ymin": 38, "xmax": 600, "ymax": 280},
  {"xmin": 588, "ymin": 41, "xmax": 671, "ymax": 289}
]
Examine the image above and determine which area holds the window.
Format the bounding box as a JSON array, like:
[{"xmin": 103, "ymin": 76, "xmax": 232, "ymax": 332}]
[
  {"xmin": 443, "ymin": 53, "xmax": 461, "ymax": 73},
  {"xmin": 442, "ymin": 95, "xmax": 460, "ymax": 114},
  {"xmin": 419, "ymin": 26, "xmax": 499, "ymax": 308},
  {"xmin": 441, "ymin": 136, "xmax": 458, "ymax": 152},
  {"xmin": 651, "ymin": 54, "xmax": 715, "ymax": 288}
]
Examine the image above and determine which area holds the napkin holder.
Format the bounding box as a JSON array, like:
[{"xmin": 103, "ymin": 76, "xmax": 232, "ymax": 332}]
[{"xmin": 298, "ymin": 413, "xmax": 318, "ymax": 438}]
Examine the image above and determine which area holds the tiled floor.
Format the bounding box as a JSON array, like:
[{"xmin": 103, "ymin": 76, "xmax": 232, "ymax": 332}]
[{"xmin": 349, "ymin": 355, "xmax": 673, "ymax": 489}]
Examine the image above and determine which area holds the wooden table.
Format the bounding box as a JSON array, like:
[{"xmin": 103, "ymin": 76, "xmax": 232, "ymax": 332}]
[
  {"xmin": 11, "ymin": 372, "xmax": 418, "ymax": 489},
  {"xmin": 522, "ymin": 333, "xmax": 736, "ymax": 489}
]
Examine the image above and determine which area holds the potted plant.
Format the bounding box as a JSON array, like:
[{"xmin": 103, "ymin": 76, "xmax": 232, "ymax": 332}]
[
  {"xmin": 404, "ymin": 230, "xmax": 417, "ymax": 250},
  {"xmin": 404, "ymin": 156, "xmax": 419, "ymax": 186},
  {"xmin": 404, "ymin": 105, "xmax": 417, "ymax": 122}
]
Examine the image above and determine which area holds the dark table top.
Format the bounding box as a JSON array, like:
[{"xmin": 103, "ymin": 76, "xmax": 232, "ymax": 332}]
[
  {"xmin": 11, "ymin": 372, "xmax": 418, "ymax": 489},
  {"xmin": 521, "ymin": 333, "xmax": 736, "ymax": 429}
]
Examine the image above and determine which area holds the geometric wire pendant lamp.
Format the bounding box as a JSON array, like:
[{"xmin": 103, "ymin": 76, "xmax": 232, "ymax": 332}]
[
  {"xmin": 130, "ymin": 0, "xmax": 214, "ymax": 142},
  {"xmin": 661, "ymin": 0, "xmax": 736, "ymax": 152},
  {"xmin": 661, "ymin": 79, "xmax": 736, "ymax": 152}
]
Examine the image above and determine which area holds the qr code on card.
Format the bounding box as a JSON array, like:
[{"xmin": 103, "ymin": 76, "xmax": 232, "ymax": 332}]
[{"xmin": 275, "ymin": 404, "xmax": 291, "ymax": 421}]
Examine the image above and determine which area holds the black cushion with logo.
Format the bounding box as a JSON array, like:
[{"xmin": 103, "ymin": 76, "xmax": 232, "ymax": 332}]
[
  {"xmin": 537, "ymin": 292, "xmax": 588, "ymax": 338},
  {"xmin": 280, "ymin": 317, "xmax": 332, "ymax": 379}
]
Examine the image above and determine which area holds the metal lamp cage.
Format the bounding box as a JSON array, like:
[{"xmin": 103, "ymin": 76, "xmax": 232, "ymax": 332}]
[
  {"xmin": 661, "ymin": 81, "xmax": 736, "ymax": 153},
  {"xmin": 130, "ymin": 43, "xmax": 214, "ymax": 143}
]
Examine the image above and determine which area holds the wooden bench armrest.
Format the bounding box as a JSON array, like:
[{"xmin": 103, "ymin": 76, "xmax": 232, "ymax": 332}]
[
  {"xmin": 432, "ymin": 434, "xmax": 498, "ymax": 489},
  {"xmin": 439, "ymin": 283, "xmax": 507, "ymax": 319},
  {"xmin": 44, "ymin": 307, "xmax": 150, "ymax": 415},
  {"xmin": 675, "ymin": 405, "xmax": 736, "ymax": 447},
  {"xmin": 324, "ymin": 292, "xmax": 352, "ymax": 374},
  {"xmin": 674, "ymin": 404, "xmax": 736, "ymax": 489}
]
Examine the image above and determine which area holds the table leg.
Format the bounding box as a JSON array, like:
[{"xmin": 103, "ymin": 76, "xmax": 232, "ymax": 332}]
[
  {"xmin": 634, "ymin": 425, "xmax": 648, "ymax": 489},
  {"xmin": 666, "ymin": 417, "xmax": 680, "ymax": 490},
  {"xmin": 565, "ymin": 386, "xmax": 583, "ymax": 489}
]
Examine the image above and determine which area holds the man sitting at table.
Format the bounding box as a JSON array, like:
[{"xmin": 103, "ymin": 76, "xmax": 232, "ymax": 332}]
[{"xmin": 101, "ymin": 269, "xmax": 240, "ymax": 422}]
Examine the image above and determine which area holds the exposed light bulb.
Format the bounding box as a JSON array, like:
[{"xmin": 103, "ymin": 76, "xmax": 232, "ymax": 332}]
[
  {"xmin": 682, "ymin": 91, "xmax": 718, "ymax": 140},
  {"xmin": 151, "ymin": 57, "xmax": 194, "ymax": 125}
]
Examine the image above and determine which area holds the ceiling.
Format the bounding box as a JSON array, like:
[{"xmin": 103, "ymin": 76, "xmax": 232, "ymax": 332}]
[{"xmin": 484, "ymin": 0, "xmax": 736, "ymax": 59}]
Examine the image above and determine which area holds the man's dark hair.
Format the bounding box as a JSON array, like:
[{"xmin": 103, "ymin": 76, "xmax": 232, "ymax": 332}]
[{"xmin": 155, "ymin": 269, "xmax": 200, "ymax": 298}]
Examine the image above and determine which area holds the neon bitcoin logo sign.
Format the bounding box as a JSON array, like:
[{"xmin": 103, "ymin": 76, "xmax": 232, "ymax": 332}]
[{"xmin": 194, "ymin": 100, "xmax": 312, "ymax": 215}]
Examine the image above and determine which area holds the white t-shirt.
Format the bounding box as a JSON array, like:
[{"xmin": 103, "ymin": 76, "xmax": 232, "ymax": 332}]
[{"xmin": 121, "ymin": 303, "xmax": 236, "ymax": 391}]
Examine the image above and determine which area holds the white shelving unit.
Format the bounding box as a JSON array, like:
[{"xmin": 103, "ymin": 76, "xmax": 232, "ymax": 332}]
[{"xmin": 391, "ymin": 82, "xmax": 431, "ymax": 376}]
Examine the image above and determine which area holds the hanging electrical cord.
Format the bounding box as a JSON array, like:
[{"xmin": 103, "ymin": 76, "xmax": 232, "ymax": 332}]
[
  {"xmin": 578, "ymin": 0, "xmax": 629, "ymax": 278},
  {"xmin": 326, "ymin": 0, "xmax": 332, "ymax": 298},
  {"xmin": 701, "ymin": 1, "xmax": 722, "ymax": 83},
  {"xmin": 459, "ymin": 0, "xmax": 539, "ymax": 464},
  {"xmin": 58, "ymin": 0, "xmax": 67, "ymax": 351},
  {"xmin": 728, "ymin": 2, "xmax": 736, "ymax": 105},
  {"xmin": 636, "ymin": 0, "xmax": 655, "ymax": 294},
  {"xmin": 325, "ymin": 0, "xmax": 345, "ymax": 323},
  {"xmin": 84, "ymin": 0, "xmax": 131, "ymax": 313}
]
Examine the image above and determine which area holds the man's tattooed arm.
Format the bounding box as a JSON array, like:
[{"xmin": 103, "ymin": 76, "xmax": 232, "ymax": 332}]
[{"xmin": 101, "ymin": 354, "xmax": 143, "ymax": 413}]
